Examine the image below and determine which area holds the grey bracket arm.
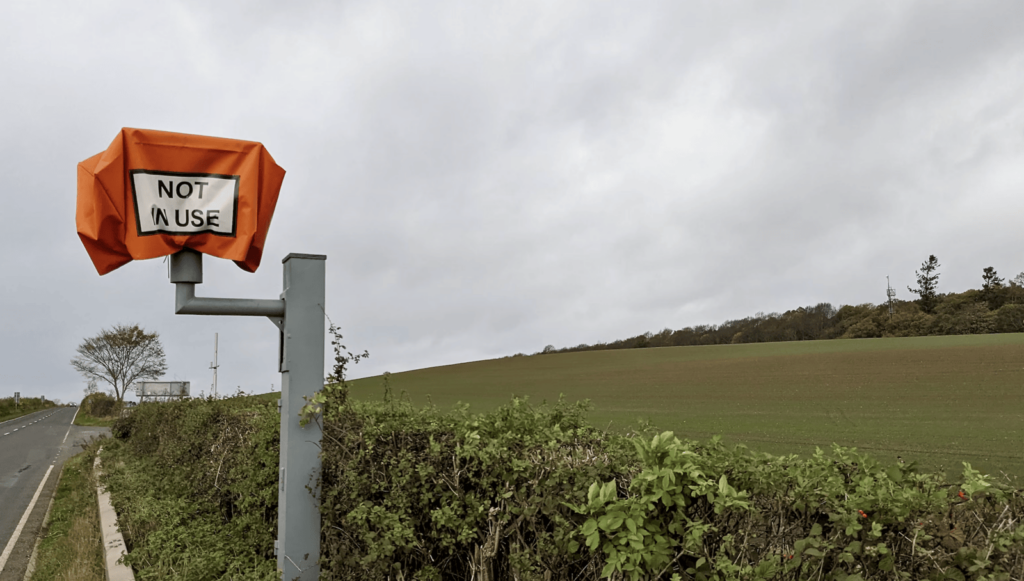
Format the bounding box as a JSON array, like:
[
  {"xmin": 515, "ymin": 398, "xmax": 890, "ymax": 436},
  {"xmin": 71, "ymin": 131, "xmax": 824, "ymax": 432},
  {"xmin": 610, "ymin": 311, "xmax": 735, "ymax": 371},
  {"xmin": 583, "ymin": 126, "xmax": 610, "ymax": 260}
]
[{"xmin": 170, "ymin": 249, "xmax": 285, "ymax": 329}]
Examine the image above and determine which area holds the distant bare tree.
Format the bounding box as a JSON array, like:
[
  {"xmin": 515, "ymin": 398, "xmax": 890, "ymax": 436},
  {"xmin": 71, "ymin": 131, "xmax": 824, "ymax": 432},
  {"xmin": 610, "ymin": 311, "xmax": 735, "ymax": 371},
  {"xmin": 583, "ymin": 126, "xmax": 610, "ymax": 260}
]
[{"xmin": 70, "ymin": 324, "xmax": 167, "ymax": 408}]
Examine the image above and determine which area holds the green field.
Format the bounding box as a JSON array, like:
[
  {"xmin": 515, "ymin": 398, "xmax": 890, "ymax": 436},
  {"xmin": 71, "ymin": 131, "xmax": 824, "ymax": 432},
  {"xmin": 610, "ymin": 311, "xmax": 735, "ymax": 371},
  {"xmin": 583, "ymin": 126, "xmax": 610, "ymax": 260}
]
[{"xmin": 348, "ymin": 334, "xmax": 1024, "ymax": 479}]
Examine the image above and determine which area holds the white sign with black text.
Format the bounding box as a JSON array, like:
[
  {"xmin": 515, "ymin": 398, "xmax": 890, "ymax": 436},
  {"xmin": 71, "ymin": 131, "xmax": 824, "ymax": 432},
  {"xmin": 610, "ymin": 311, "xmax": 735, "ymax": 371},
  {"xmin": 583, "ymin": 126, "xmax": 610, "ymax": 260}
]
[{"xmin": 130, "ymin": 170, "xmax": 239, "ymax": 236}]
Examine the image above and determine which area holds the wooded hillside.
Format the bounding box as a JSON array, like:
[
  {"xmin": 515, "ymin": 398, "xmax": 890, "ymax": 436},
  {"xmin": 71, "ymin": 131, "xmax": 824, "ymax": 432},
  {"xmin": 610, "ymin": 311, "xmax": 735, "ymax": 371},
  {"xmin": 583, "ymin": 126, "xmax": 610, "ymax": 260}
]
[{"xmin": 530, "ymin": 262, "xmax": 1024, "ymax": 356}]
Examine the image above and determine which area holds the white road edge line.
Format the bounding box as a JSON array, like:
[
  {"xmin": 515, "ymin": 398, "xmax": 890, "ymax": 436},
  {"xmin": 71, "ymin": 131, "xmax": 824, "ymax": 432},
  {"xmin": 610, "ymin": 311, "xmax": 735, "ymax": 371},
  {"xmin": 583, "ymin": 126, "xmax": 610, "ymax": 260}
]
[
  {"xmin": 0, "ymin": 464, "xmax": 54, "ymax": 574},
  {"xmin": 63, "ymin": 406, "xmax": 80, "ymax": 444},
  {"xmin": 0, "ymin": 409, "xmax": 44, "ymax": 427}
]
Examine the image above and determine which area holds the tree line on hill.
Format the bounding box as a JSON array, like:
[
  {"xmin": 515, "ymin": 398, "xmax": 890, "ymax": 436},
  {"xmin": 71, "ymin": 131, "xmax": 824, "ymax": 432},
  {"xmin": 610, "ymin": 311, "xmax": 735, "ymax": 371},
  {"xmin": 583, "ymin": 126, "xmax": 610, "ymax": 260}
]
[{"xmin": 521, "ymin": 257, "xmax": 1024, "ymax": 356}]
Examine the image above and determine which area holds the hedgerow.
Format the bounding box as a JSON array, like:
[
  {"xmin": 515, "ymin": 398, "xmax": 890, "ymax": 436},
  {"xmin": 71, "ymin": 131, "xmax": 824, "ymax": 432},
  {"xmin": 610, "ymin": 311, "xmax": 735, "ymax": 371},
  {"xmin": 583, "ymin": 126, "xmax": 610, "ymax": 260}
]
[
  {"xmin": 0, "ymin": 395, "xmax": 54, "ymax": 421},
  {"xmin": 313, "ymin": 383, "xmax": 1024, "ymax": 580},
  {"xmin": 81, "ymin": 392, "xmax": 118, "ymax": 417},
  {"xmin": 104, "ymin": 394, "xmax": 281, "ymax": 580},
  {"xmin": 316, "ymin": 389, "xmax": 623, "ymax": 579},
  {"xmin": 103, "ymin": 387, "xmax": 1023, "ymax": 580}
]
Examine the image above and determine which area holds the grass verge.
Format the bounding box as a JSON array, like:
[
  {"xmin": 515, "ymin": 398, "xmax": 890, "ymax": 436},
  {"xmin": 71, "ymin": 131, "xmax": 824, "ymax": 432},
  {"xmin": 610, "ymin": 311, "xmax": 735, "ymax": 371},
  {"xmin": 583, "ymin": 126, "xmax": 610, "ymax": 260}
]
[
  {"xmin": 29, "ymin": 438, "xmax": 106, "ymax": 581},
  {"xmin": 72, "ymin": 411, "xmax": 115, "ymax": 428}
]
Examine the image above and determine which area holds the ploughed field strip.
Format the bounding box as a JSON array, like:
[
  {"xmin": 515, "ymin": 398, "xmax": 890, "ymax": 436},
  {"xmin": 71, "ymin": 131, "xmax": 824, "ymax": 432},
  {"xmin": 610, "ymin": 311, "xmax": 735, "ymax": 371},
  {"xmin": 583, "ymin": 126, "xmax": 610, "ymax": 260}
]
[{"xmin": 348, "ymin": 334, "xmax": 1024, "ymax": 478}]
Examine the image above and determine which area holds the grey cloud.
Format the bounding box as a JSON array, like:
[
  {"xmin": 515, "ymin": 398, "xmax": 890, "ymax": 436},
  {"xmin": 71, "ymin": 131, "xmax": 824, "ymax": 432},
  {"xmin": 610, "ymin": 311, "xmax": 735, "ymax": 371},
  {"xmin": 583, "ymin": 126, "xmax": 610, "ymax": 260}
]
[{"xmin": 1, "ymin": 0, "xmax": 1022, "ymax": 403}]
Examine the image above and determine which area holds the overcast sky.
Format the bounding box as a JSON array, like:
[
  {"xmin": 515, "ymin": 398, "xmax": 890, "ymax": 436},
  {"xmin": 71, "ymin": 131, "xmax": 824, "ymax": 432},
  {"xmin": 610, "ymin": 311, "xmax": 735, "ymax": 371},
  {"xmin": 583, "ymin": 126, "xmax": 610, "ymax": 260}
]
[{"xmin": 3, "ymin": 1, "xmax": 1023, "ymax": 404}]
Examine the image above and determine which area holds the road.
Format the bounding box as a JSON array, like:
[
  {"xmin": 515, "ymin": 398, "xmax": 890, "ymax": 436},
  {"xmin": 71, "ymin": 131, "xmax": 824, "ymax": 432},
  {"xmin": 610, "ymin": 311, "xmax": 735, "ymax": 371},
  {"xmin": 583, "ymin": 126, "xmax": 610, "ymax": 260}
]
[{"xmin": 0, "ymin": 407, "xmax": 110, "ymax": 580}]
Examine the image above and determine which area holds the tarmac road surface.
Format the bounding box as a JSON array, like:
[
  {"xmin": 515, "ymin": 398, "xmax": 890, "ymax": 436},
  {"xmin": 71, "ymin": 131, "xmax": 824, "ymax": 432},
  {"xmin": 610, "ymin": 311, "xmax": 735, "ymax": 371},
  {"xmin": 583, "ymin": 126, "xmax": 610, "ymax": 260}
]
[{"xmin": 0, "ymin": 407, "xmax": 110, "ymax": 581}]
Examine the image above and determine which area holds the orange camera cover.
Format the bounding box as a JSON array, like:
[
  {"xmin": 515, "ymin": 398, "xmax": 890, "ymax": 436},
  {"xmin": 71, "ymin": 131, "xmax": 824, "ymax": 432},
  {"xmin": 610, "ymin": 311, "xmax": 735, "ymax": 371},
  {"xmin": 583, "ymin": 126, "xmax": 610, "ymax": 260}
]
[{"xmin": 77, "ymin": 128, "xmax": 285, "ymax": 275}]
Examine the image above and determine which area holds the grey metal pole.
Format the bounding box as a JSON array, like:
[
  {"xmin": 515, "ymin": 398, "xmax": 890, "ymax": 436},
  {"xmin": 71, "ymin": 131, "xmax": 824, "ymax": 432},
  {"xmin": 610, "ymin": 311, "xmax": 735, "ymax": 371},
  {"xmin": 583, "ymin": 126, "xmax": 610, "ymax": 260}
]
[
  {"xmin": 277, "ymin": 254, "xmax": 325, "ymax": 580},
  {"xmin": 168, "ymin": 249, "xmax": 324, "ymax": 581}
]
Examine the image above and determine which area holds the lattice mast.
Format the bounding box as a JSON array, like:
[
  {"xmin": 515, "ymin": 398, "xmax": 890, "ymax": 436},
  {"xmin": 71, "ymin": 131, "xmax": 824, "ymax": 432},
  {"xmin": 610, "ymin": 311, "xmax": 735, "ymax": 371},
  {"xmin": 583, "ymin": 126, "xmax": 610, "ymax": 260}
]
[
  {"xmin": 886, "ymin": 276, "xmax": 896, "ymax": 319},
  {"xmin": 210, "ymin": 332, "xmax": 219, "ymax": 399}
]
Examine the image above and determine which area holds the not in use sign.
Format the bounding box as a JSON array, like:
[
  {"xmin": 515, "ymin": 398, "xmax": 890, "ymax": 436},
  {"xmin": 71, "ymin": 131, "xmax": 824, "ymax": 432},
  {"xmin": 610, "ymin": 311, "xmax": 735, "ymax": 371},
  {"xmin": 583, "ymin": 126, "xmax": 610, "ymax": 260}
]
[{"xmin": 131, "ymin": 170, "xmax": 239, "ymax": 236}]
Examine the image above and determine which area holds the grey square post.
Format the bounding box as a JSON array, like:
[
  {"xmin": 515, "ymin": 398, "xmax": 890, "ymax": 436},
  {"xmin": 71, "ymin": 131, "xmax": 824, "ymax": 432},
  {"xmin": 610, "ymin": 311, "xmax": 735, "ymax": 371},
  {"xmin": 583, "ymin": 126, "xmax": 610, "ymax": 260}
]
[
  {"xmin": 278, "ymin": 254, "xmax": 325, "ymax": 579},
  {"xmin": 169, "ymin": 249, "xmax": 324, "ymax": 580}
]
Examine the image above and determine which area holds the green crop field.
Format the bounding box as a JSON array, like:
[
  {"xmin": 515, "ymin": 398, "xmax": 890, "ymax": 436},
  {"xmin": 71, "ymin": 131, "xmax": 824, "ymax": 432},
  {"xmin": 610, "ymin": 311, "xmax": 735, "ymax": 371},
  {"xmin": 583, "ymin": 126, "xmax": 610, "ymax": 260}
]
[{"xmin": 348, "ymin": 334, "xmax": 1024, "ymax": 479}]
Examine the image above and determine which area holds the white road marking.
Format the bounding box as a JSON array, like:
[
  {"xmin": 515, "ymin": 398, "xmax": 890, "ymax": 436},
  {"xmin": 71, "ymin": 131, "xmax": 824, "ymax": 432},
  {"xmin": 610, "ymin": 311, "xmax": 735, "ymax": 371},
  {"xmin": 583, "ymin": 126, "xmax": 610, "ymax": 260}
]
[
  {"xmin": 0, "ymin": 408, "xmax": 70, "ymax": 436},
  {"xmin": 0, "ymin": 464, "xmax": 54, "ymax": 574},
  {"xmin": 61, "ymin": 408, "xmax": 75, "ymax": 444}
]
